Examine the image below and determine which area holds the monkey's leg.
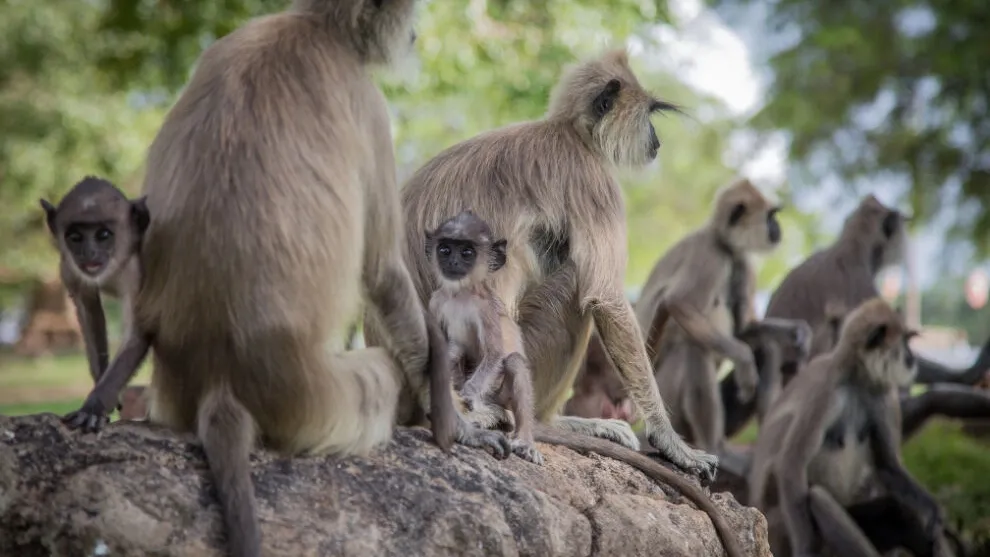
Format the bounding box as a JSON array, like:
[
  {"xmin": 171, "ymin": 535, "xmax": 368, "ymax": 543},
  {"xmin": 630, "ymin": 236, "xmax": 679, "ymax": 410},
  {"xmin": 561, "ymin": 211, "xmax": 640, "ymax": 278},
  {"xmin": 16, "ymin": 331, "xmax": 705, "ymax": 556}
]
[
  {"xmin": 681, "ymin": 348, "xmax": 724, "ymax": 453},
  {"xmin": 844, "ymin": 496, "xmax": 938, "ymax": 557},
  {"xmin": 901, "ymin": 385, "xmax": 990, "ymax": 440},
  {"xmin": 595, "ymin": 296, "xmax": 720, "ymax": 480},
  {"xmin": 720, "ymin": 371, "xmax": 756, "ymax": 439},
  {"xmin": 499, "ymin": 352, "xmax": 544, "ymax": 464},
  {"xmin": 72, "ymin": 292, "xmax": 110, "ymax": 384},
  {"xmin": 806, "ymin": 486, "xmax": 882, "ymax": 557},
  {"xmin": 914, "ymin": 336, "xmax": 990, "ymax": 385},
  {"xmin": 518, "ymin": 262, "xmax": 639, "ymax": 451}
]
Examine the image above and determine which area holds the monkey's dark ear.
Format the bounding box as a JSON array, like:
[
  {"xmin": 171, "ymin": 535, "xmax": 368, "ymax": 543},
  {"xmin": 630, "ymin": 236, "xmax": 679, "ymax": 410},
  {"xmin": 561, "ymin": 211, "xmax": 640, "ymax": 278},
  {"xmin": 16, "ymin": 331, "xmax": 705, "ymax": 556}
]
[
  {"xmin": 593, "ymin": 79, "xmax": 621, "ymax": 118},
  {"xmin": 489, "ymin": 239, "xmax": 508, "ymax": 272},
  {"xmin": 728, "ymin": 203, "xmax": 746, "ymax": 226},
  {"xmin": 881, "ymin": 211, "xmax": 899, "ymax": 239},
  {"xmin": 865, "ymin": 324, "xmax": 888, "ymax": 351},
  {"xmin": 424, "ymin": 229, "xmax": 434, "ymax": 258},
  {"xmin": 39, "ymin": 199, "xmax": 58, "ymax": 235},
  {"xmin": 131, "ymin": 196, "xmax": 151, "ymax": 234}
]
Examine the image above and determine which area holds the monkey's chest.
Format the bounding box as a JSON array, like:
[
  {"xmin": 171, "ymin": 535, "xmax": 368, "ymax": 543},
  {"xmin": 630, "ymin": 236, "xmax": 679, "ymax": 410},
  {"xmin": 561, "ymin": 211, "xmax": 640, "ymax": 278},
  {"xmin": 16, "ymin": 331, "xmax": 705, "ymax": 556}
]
[{"xmin": 808, "ymin": 398, "xmax": 874, "ymax": 506}]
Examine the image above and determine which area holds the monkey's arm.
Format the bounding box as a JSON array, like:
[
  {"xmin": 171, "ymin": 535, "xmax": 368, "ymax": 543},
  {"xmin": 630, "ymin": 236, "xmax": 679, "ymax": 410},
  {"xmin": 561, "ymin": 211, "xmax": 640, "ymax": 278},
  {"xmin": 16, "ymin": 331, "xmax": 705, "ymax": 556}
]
[
  {"xmin": 866, "ymin": 395, "xmax": 943, "ymax": 532},
  {"xmin": 913, "ymin": 336, "xmax": 990, "ymax": 385},
  {"xmin": 63, "ymin": 329, "xmax": 151, "ymax": 432},
  {"xmin": 71, "ymin": 291, "xmax": 110, "ymax": 384},
  {"xmin": 776, "ymin": 397, "xmax": 831, "ymax": 557}
]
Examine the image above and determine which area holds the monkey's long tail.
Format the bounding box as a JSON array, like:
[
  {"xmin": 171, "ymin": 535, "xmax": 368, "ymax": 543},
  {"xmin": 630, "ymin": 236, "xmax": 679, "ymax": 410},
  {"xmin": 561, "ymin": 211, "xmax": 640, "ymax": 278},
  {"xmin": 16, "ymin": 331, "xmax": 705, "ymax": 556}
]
[
  {"xmin": 198, "ymin": 384, "xmax": 262, "ymax": 557},
  {"xmin": 534, "ymin": 425, "xmax": 745, "ymax": 557}
]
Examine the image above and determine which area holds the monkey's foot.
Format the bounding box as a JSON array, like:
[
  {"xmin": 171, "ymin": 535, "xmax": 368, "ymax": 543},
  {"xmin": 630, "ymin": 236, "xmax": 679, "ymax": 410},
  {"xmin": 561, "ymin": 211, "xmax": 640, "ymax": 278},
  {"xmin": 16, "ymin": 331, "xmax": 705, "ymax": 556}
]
[
  {"xmin": 647, "ymin": 428, "xmax": 719, "ymax": 483},
  {"xmin": 62, "ymin": 396, "xmax": 112, "ymax": 433},
  {"xmin": 552, "ymin": 416, "xmax": 640, "ymax": 451},
  {"xmin": 510, "ymin": 439, "xmax": 544, "ymax": 465},
  {"xmin": 455, "ymin": 421, "xmax": 511, "ymax": 460}
]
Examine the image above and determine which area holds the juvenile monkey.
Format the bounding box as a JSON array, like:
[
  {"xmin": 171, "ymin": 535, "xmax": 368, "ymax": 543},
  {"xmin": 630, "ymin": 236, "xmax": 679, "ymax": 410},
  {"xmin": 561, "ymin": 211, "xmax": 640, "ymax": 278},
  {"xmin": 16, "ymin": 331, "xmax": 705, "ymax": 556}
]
[
  {"xmin": 385, "ymin": 48, "xmax": 720, "ymax": 481},
  {"xmin": 39, "ymin": 176, "xmax": 150, "ymax": 420},
  {"xmin": 426, "ymin": 211, "xmax": 543, "ymax": 464},
  {"xmin": 633, "ymin": 178, "xmax": 792, "ymax": 454},
  {"xmin": 749, "ymin": 297, "xmax": 948, "ymax": 557},
  {"xmin": 62, "ymin": 3, "xmax": 508, "ymax": 557}
]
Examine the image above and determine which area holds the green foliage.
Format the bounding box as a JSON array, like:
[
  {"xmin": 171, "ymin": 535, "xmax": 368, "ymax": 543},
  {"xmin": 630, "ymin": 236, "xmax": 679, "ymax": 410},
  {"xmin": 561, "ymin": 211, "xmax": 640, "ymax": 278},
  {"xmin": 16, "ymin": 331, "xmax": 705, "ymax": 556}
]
[{"xmin": 707, "ymin": 0, "xmax": 990, "ymax": 253}]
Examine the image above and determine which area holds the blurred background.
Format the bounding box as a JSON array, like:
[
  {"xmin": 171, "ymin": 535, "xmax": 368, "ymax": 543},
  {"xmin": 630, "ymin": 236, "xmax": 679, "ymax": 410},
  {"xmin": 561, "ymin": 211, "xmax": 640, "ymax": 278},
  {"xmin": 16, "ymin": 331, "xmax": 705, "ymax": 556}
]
[{"xmin": 0, "ymin": 0, "xmax": 988, "ymax": 541}]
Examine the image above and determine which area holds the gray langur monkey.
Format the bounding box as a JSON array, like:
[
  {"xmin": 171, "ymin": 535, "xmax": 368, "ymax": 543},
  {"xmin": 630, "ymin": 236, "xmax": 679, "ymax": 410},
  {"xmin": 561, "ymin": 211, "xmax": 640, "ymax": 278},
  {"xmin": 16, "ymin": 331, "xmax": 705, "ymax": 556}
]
[
  {"xmin": 39, "ymin": 176, "xmax": 150, "ymax": 421},
  {"xmin": 633, "ymin": 178, "xmax": 796, "ymax": 455},
  {"xmin": 61, "ymin": 2, "xmax": 509, "ymax": 557},
  {"xmin": 749, "ymin": 297, "xmax": 951, "ymax": 557},
  {"xmin": 382, "ymin": 48, "xmax": 721, "ymax": 482},
  {"xmin": 761, "ymin": 193, "xmax": 990, "ymax": 443},
  {"xmin": 426, "ymin": 210, "xmax": 543, "ymax": 464}
]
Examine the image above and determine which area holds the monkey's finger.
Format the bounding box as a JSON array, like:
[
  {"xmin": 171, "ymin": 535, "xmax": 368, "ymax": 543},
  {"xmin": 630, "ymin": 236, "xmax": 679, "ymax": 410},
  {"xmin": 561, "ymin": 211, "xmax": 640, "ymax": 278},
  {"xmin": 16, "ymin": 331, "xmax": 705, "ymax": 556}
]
[{"xmin": 62, "ymin": 412, "xmax": 86, "ymax": 429}]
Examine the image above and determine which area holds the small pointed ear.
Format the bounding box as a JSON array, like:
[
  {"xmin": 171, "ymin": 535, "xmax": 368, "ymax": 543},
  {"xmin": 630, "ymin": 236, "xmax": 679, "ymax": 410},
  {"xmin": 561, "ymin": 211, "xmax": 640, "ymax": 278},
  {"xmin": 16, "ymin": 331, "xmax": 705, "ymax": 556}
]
[
  {"xmin": 728, "ymin": 203, "xmax": 746, "ymax": 226},
  {"xmin": 488, "ymin": 239, "xmax": 507, "ymax": 272},
  {"xmin": 865, "ymin": 324, "xmax": 888, "ymax": 351},
  {"xmin": 423, "ymin": 229, "xmax": 434, "ymax": 259},
  {"xmin": 593, "ymin": 79, "xmax": 622, "ymax": 118},
  {"xmin": 39, "ymin": 199, "xmax": 58, "ymax": 235},
  {"xmin": 131, "ymin": 196, "xmax": 151, "ymax": 235}
]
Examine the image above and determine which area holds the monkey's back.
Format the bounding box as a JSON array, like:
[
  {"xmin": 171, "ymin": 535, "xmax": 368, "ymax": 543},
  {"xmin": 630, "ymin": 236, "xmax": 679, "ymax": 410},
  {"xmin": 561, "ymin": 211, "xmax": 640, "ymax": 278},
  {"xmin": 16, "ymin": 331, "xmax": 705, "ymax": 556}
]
[{"xmin": 135, "ymin": 13, "xmax": 384, "ymax": 429}]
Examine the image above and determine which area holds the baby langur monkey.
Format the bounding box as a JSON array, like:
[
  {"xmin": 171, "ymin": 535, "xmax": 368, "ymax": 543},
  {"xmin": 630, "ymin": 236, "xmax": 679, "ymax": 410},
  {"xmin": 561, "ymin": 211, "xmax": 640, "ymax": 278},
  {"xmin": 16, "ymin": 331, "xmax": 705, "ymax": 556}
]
[
  {"xmin": 39, "ymin": 176, "xmax": 150, "ymax": 425},
  {"xmin": 426, "ymin": 211, "xmax": 543, "ymax": 464}
]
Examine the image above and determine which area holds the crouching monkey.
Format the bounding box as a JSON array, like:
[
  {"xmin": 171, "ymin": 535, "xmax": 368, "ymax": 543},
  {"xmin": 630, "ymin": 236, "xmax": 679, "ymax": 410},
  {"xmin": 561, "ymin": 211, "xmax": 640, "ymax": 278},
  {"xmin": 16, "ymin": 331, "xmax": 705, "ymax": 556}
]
[
  {"xmin": 62, "ymin": 2, "xmax": 509, "ymax": 557},
  {"xmin": 749, "ymin": 297, "xmax": 952, "ymax": 557},
  {"xmin": 380, "ymin": 48, "xmax": 720, "ymax": 482}
]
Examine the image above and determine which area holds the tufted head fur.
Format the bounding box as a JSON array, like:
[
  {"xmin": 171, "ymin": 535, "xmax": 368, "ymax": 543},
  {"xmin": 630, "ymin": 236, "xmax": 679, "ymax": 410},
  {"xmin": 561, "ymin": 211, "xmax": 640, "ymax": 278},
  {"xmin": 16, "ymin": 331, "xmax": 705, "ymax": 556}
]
[
  {"xmin": 711, "ymin": 178, "xmax": 782, "ymax": 255},
  {"xmin": 837, "ymin": 194, "xmax": 909, "ymax": 274},
  {"xmin": 292, "ymin": 0, "xmax": 418, "ymax": 65},
  {"xmin": 833, "ymin": 297, "xmax": 918, "ymax": 392},
  {"xmin": 425, "ymin": 210, "xmax": 507, "ymax": 288},
  {"xmin": 546, "ymin": 49, "xmax": 681, "ymax": 168}
]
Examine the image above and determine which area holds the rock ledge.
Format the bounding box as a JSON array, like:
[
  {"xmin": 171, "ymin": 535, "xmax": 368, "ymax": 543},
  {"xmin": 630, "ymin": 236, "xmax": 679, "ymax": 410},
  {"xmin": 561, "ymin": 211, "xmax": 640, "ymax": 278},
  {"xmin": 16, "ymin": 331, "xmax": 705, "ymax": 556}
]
[{"xmin": 0, "ymin": 414, "xmax": 769, "ymax": 556}]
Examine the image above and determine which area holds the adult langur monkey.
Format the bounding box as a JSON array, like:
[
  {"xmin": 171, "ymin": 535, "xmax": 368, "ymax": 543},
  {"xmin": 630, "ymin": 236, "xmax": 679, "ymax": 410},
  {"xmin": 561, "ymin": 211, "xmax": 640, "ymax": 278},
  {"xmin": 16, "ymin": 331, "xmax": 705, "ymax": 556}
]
[
  {"xmin": 749, "ymin": 193, "xmax": 990, "ymax": 441},
  {"xmin": 378, "ymin": 48, "xmax": 720, "ymax": 480},
  {"xmin": 104, "ymin": 2, "xmax": 509, "ymax": 556}
]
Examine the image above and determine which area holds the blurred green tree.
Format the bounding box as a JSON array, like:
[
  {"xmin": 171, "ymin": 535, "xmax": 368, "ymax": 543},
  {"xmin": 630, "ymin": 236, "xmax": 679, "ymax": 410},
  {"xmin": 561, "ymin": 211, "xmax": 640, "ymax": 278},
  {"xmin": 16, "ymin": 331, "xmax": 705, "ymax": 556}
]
[{"xmin": 707, "ymin": 0, "xmax": 990, "ymax": 253}]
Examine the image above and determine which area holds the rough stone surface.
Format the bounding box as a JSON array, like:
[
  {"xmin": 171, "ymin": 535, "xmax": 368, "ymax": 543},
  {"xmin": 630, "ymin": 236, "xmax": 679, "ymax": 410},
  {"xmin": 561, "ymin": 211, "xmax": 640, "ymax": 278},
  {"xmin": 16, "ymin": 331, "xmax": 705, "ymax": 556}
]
[{"xmin": 0, "ymin": 414, "xmax": 771, "ymax": 557}]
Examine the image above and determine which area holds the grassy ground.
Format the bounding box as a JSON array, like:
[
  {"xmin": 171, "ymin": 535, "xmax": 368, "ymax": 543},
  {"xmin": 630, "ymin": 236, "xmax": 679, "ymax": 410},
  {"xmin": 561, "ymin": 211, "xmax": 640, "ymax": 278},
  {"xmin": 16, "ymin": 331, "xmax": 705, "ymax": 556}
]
[{"xmin": 2, "ymin": 352, "xmax": 988, "ymax": 541}]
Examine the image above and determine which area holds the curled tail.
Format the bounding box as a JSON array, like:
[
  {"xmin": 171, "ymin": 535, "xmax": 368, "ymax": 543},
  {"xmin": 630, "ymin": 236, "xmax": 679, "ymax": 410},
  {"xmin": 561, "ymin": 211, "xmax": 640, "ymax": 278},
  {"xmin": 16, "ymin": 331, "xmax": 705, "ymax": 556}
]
[
  {"xmin": 534, "ymin": 424, "xmax": 744, "ymax": 557},
  {"xmin": 198, "ymin": 386, "xmax": 262, "ymax": 557}
]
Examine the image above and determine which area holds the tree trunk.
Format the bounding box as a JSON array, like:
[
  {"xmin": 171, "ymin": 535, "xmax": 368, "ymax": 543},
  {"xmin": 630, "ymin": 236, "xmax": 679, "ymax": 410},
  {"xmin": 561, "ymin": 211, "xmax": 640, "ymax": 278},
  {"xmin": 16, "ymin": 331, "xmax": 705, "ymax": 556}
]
[{"xmin": 14, "ymin": 277, "xmax": 83, "ymax": 357}]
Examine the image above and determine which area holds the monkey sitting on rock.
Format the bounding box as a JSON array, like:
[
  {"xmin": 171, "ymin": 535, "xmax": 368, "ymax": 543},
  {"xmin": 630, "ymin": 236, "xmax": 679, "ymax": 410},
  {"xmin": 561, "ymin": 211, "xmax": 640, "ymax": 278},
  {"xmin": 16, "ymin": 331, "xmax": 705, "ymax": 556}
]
[
  {"xmin": 39, "ymin": 176, "xmax": 151, "ymax": 425},
  {"xmin": 426, "ymin": 210, "xmax": 543, "ymax": 464}
]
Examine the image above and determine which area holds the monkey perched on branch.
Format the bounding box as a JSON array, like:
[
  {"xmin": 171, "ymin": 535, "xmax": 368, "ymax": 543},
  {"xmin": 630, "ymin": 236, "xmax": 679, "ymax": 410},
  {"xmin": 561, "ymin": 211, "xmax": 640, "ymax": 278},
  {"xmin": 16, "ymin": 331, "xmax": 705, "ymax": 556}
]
[
  {"xmin": 62, "ymin": 2, "xmax": 509, "ymax": 556},
  {"xmin": 426, "ymin": 210, "xmax": 543, "ymax": 464},
  {"xmin": 749, "ymin": 298, "xmax": 952, "ymax": 557},
  {"xmin": 382, "ymin": 48, "xmax": 721, "ymax": 482},
  {"xmin": 39, "ymin": 176, "xmax": 150, "ymax": 423}
]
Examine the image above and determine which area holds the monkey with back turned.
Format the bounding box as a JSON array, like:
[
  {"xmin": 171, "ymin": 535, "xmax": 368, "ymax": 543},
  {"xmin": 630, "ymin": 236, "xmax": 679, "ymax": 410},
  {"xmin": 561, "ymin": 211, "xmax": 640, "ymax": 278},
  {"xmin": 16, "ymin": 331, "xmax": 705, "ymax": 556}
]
[
  {"xmin": 426, "ymin": 210, "xmax": 544, "ymax": 464},
  {"xmin": 39, "ymin": 176, "xmax": 152, "ymax": 426},
  {"xmin": 59, "ymin": 3, "xmax": 511, "ymax": 557}
]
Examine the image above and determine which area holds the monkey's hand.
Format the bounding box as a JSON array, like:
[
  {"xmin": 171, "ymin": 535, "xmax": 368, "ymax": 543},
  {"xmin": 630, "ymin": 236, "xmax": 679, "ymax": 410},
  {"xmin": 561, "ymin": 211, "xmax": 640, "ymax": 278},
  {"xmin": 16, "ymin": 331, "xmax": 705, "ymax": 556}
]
[
  {"xmin": 733, "ymin": 355, "xmax": 758, "ymax": 403},
  {"xmin": 62, "ymin": 392, "xmax": 112, "ymax": 433}
]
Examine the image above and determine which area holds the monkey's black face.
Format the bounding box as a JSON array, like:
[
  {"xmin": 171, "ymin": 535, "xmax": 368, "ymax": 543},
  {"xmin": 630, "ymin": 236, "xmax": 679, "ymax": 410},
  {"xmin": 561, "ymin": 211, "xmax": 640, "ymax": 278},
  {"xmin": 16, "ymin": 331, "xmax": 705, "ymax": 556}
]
[
  {"xmin": 767, "ymin": 208, "xmax": 781, "ymax": 244},
  {"xmin": 64, "ymin": 223, "xmax": 116, "ymax": 276},
  {"xmin": 436, "ymin": 240, "xmax": 478, "ymax": 280}
]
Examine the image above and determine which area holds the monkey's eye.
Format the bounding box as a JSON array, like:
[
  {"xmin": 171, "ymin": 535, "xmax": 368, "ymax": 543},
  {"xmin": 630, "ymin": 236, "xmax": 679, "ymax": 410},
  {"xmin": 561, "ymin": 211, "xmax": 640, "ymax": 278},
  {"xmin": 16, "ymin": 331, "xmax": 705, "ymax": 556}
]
[
  {"xmin": 438, "ymin": 245, "xmax": 451, "ymax": 256},
  {"xmin": 95, "ymin": 228, "xmax": 113, "ymax": 241},
  {"xmin": 66, "ymin": 230, "xmax": 83, "ymax": 244},
  {"xmin": 461, "ymin": 247, "xmax": 475, "ymax": 258}
]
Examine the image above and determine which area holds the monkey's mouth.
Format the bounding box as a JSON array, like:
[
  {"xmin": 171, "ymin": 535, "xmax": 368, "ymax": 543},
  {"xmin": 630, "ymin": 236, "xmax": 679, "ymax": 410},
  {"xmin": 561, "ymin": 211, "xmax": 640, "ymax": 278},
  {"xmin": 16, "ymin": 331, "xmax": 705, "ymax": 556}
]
[{"xmin": 81, "ymin": 262, "xmax": 105, "ymax": 275}]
